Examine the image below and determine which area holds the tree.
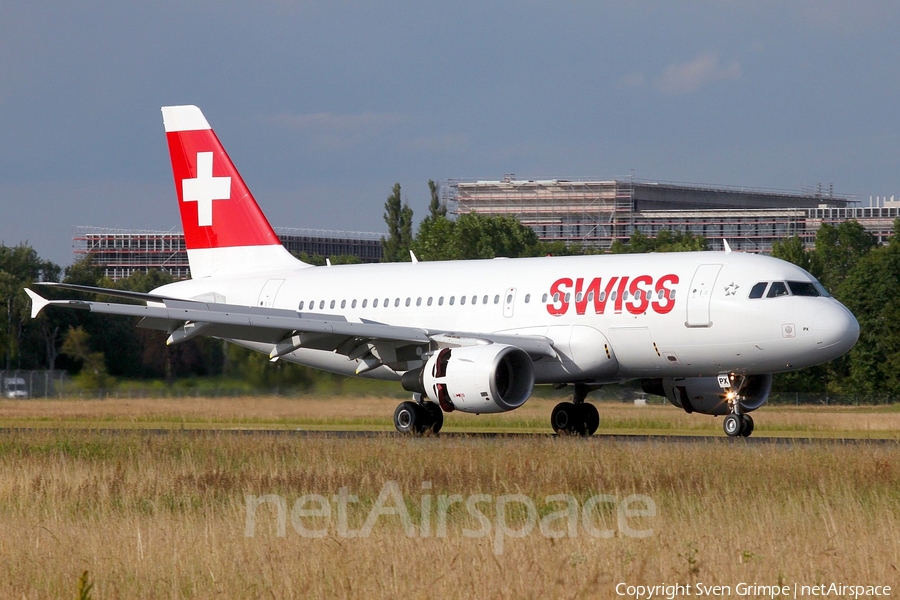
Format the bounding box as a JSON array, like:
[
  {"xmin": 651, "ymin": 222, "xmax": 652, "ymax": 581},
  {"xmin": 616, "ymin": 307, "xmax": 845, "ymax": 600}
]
[
  {"xmin": 425, "ymin": 180, "xmax": 446, "ymax": 222},
  {"xmin": 770, "ymin": 235, "xmax": 822, "ymax": 277},
  {"xmin": 832, "ymin": 232, "xmax": 900, "ymax": 398},
  {"xmin": 410, "ymin": 213, "xmax": 543, "ymax": 261},
  {"xmin": 0, "ymin": 243, "xmax": 61, "ymax": 370},
  {"xmin": 814, "ymin": 221, "xmax": 877, "ymax": 291},
  {"xmin": 610, "ymin": 229, "xmax": 708, "ymax": 253},
  {"xmin": 61, "ymin": 325, "xmax": 111, "ymax": 390},
  {"xmin": 381, "ymin": 183, "xmax": 414, "ymax": 262}
]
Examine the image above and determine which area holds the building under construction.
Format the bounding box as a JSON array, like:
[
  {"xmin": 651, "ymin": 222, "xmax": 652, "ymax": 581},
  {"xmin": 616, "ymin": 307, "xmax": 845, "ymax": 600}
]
[
  {"xmin": 73, "ymin": 227, "xmax": 383, "ymax": 280},
  {"xmin": 443, "ymin": 177, "xmax": 895, "ymax": 252}
]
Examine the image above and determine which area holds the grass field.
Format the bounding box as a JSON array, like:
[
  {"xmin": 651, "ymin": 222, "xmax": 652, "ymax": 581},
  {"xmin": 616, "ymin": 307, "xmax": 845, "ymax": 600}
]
[
  {"xmin": 1, "ymin": 395, "xmax": 899, "ymax": 437},
  {"xmin": 0, "ymin": 398, "xmax": 898, "ymax": 598}
]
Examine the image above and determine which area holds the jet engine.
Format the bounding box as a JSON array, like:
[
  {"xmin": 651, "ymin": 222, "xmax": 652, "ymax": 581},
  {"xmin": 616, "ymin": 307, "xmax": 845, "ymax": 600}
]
[
  {"xmin": 642, "ymin": 374, "xmax": 772, "ymax": 416},
  {"xmin": 402, "ymin": 344, "xmax": 534, "ymax": 414}
]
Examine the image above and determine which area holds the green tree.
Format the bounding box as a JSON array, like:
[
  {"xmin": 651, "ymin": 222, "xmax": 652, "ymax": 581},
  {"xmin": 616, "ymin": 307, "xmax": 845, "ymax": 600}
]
[
  {"xmin": 771, "ymin": 235, "xmax": 822, "ymax": 278},
  {"xmin": 610, "ymin": 229, "xmax": 708, "ymax": 253},
  {"xmin": 814, "ymin": 221, "xmax": 877, "ymax": 291},
  {"xmin": 61, "ymin": 325, "xmax": 111, "ymax": 390},
  {"xmin": 425, "ymin": 180, "xmax": 446, "ymax": 222},
  {"xmin": 0, "ymin": 243, "xmax": 60, "ymax": 370},
  {"xmin": 410, "ymin": 214, "xmax": 542, "ymax": 261},
  {"xmin": 833, "ymin": 233, "xmax": 900, "ymax": 398},
  {"xmin": 381, "ymin": 183, "xmax": 414, "ymax": 262}
]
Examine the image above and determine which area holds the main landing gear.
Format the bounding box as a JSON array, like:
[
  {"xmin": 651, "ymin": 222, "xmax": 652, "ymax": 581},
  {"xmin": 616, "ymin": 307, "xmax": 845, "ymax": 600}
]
[
  {"xmin": 550, "ymin": 383, "xmax": 600, "ymax": 436},
  {"xmin": 393, "ymin": 396, "xmax": 443, "ymax": 435}
]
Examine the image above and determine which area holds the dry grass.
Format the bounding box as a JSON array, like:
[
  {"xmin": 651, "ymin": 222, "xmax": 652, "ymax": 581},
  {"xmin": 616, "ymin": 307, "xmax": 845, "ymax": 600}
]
[
  {"xmin": 0, "ymin": 429, "xmax": 898, "ymax": 598},
  {"xmin": 1, "ymin": 396, "xmax": 899, "ymax": 437}
]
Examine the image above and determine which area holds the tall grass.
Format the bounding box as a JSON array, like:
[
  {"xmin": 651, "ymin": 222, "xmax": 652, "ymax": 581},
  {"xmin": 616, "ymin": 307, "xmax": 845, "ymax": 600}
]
[{"xmin": 0, "ymin": 430, "xmax": 897, "ymax": 598}]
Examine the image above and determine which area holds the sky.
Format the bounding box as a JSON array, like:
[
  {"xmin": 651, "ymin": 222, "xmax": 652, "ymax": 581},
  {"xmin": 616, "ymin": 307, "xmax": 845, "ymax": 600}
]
[{"xmin": 2, "ymin": 0, "xmax": 899, "ymax": 268}]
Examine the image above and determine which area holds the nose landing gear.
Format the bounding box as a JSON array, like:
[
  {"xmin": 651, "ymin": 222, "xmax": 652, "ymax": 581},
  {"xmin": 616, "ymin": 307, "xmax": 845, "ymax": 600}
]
[{"xmin": 722, "ymin": 375, "xmax": 755, "ymax": 437}]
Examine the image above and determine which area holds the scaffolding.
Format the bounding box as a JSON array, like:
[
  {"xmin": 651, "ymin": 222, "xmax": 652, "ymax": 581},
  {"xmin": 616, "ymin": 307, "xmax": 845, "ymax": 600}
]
[
  {"xmin": 73, "ymin": 226, "xmax": 383, "ymax": 280},
  {"xmin": 441, "ymin": 177, "xmax": 868, "ymax": 252}
]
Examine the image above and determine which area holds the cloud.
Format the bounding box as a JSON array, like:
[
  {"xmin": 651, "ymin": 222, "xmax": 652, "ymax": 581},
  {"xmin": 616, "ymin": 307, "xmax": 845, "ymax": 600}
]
[
  {"xmin": 268, "ymin": 111, "xmax": 408, "ymax": 148},
  {"xmin": 654, "ymin": 53, "xmax": 741, "ymax": 95}
]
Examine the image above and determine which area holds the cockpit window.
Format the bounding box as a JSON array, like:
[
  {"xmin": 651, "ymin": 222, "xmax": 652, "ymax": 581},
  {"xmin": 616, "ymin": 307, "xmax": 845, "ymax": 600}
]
[
  {"xmin": 748, "ymin": 282, "xmax": 768, "ymax": 299},
  {"xmin": 766, "ymin": 281, "xmax": 789, "ymax": 298},
  {"xmin": 787, "ymin": 281, "xmax": 821, "ymax": 297}
]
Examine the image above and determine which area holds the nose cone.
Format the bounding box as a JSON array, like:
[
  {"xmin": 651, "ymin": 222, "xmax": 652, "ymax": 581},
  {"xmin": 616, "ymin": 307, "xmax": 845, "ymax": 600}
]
[{"xmin": 814, "ymin": 301, "xmax": 860, "ymax": 358}]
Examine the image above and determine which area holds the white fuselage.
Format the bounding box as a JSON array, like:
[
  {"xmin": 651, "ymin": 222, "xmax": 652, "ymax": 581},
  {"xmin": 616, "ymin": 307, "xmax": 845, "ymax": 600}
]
[{"xmin": 154, "ymin": 250, "xmax": 858, "ymax": 384}]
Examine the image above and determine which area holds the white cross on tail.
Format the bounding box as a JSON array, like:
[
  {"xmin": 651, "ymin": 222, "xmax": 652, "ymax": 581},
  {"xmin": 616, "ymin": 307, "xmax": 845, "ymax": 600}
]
[{"xmin": 182, "ymin": 152, "xmax": 231, "ymax": 227}]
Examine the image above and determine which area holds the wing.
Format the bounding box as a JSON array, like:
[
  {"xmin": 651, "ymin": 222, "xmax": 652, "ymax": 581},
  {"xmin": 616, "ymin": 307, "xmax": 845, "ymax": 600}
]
[{"xmin": 25, "ymin": 286, "xmax": 555, "ymax": 374}]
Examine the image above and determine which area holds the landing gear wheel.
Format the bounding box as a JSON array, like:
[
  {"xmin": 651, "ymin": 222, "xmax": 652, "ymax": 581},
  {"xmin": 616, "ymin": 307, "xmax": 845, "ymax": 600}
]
[
  {"xmin": 580, "ymin": 403, "xmax": 600, "ymax": 436},
  {"xmin": 551, "ymin": 402, "xmax": 594, "ymax": 436},
  {"xmin": 422, "ymin": 402, "xmax": 444, "ymax": 434},
  {"xmin": 723, "ymin": 413, "xmax": 742, "ymax": 437},
  {"xmin": 740, "ymin": 414, "xmax": 754, "ymax": 437},
  {"xmin": 551, "ymin": 402, "xmax": 576, "ymax": 434},
  {"xmin": 394, "ymin": 401, "xmax": 422, "ymax": 434}
]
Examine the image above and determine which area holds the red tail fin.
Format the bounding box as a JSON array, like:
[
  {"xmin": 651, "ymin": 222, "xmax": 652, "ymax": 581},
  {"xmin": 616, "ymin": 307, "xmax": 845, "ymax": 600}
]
[{"xmin": 161, "ymin": 105, "xmax": 302, "ymax": 278}]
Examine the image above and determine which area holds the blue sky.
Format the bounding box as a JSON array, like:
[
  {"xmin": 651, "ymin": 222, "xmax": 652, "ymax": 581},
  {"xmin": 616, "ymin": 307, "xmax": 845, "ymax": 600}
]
[{"xmin": 2, "ymin": 1, "xmax": 899, "ymax": 267}]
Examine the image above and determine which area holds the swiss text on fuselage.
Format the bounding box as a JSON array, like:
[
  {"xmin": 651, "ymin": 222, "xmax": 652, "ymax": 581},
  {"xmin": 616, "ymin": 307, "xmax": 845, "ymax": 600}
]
[{"xmin": 546, "ymin": 274, "xmax": 679, "ymax": 316}]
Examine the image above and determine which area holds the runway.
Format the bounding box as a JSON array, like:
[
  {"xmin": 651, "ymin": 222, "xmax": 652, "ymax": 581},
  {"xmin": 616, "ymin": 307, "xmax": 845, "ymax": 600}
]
[{"xmin": 1, "ymin": 427, "xmax": 896, "ymax": 445}]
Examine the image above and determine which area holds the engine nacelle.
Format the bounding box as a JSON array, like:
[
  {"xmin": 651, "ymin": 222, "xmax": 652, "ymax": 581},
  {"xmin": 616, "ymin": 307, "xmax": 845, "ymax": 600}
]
[
  {"xmin": 643, "ymin": 374, "xmax": 772, "ymax": 416},
  {"xmin": 406, "ymin": 344, "xmax": 535, "ymax": 414}
]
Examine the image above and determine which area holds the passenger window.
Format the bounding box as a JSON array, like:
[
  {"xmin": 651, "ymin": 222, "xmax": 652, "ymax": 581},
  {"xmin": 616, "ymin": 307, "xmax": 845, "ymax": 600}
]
[
  {"xmin": 352, "ymin": 299, "xmax": 357, "ymax": 308},
  {"xmin": 416, "ymin": 297, "xmax": 422, "ymax": 307},
  {"xmin": 461, "ymin": 296, "xmax": 467, "ymax": 305},
  {"xmin": 384, "ymin": 298, "xmax": 389, "ymax": 307},
  {"xmin": 405, "ymin": 298, "xmax": 411, "ymax": 307},
  {"xmin": 588, "ymin": 291, "xmax": 594, "ymax": 302},
  {"xmin": 564, "ymin": 293, "xmax": 571, "ymax": 302},
  {"xmin": 362, "ymin": 299, "xmax": 368, "ymax": 308},
  {"xmin": 330, "ymin": 300, "xmax": 336, "ymax": 309},
  {"xmin": 767, "ymin": 282, "xmax": 789, "ymax": 298},
  {"xmin": 524, "ymin": 294, "xmax": 531, "ymax": 303},
  {"xmin": 749, "ymin": 282, "xmax": 767, "ymax": 299},
  {"xmin": 299, "ymin": 301, "xmax": 305, "ymax": 310},
  {"xmin": 394, "ymin": 298, "xmax": 400, "ymax": 307},
  {"xmin": 599, "ymin": 292, "xmax": 606, "ymax": 302},
  {"xmin": 482, "ymin": 295, "xmax": 488, "ymax": 304},
  {"xmin": 438, "ymin": 296, "xmax": 444, "ymax": 306},
  {"xmin": 341, "ymin": 300, "xmax": 346, "ymax": 309},
  {"xmin": 428, "ymin": 297, "xmax": 433, "ymax": 306},
  {"xmin": 575, "ymin": 292, "xmax": 583, "ymax": 302},
  {"xmin": 494, "ymin": 295, "xmax": 500, "ymax": 304},
  {"xmin": 449, "ymin": 296, "xmax": 455, "ymax": 305},
  {"xmin": 541, "ymin": 293, "xmax": 548, "ymax": 303},
  {"xmin": 506, "ymin": 294, "xmax": 513, "ymax": 304},
  {"xmin": 319, "ymin": 300, "xmax": 325, "ymax": 310},
  {"xmin": 471, "ymin": 295, "xmax": 477, "ymax": 305},
  {"xmin": 373, "ymin": 299, "xmax": 379, "ymax": 308}
]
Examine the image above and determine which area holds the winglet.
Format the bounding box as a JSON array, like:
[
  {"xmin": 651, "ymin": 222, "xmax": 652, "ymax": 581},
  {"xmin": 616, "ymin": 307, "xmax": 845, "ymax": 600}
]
[
  {"xmin": 723, "ymin": 239, "xmax": 732, "ymax": 254},
  {"xmin": 410, "ymin": 250, "xmax": 419, "ymax": 263},
  {"xmin": 24, "ymin": 288, "xmax": 50, "ymax": 318}
]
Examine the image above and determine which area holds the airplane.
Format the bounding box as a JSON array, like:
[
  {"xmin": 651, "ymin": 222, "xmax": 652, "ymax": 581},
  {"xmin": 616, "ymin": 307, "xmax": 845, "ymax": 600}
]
[{"xmin": 25, "ymin": 105, "xmax": 860, "ymax": 437}]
